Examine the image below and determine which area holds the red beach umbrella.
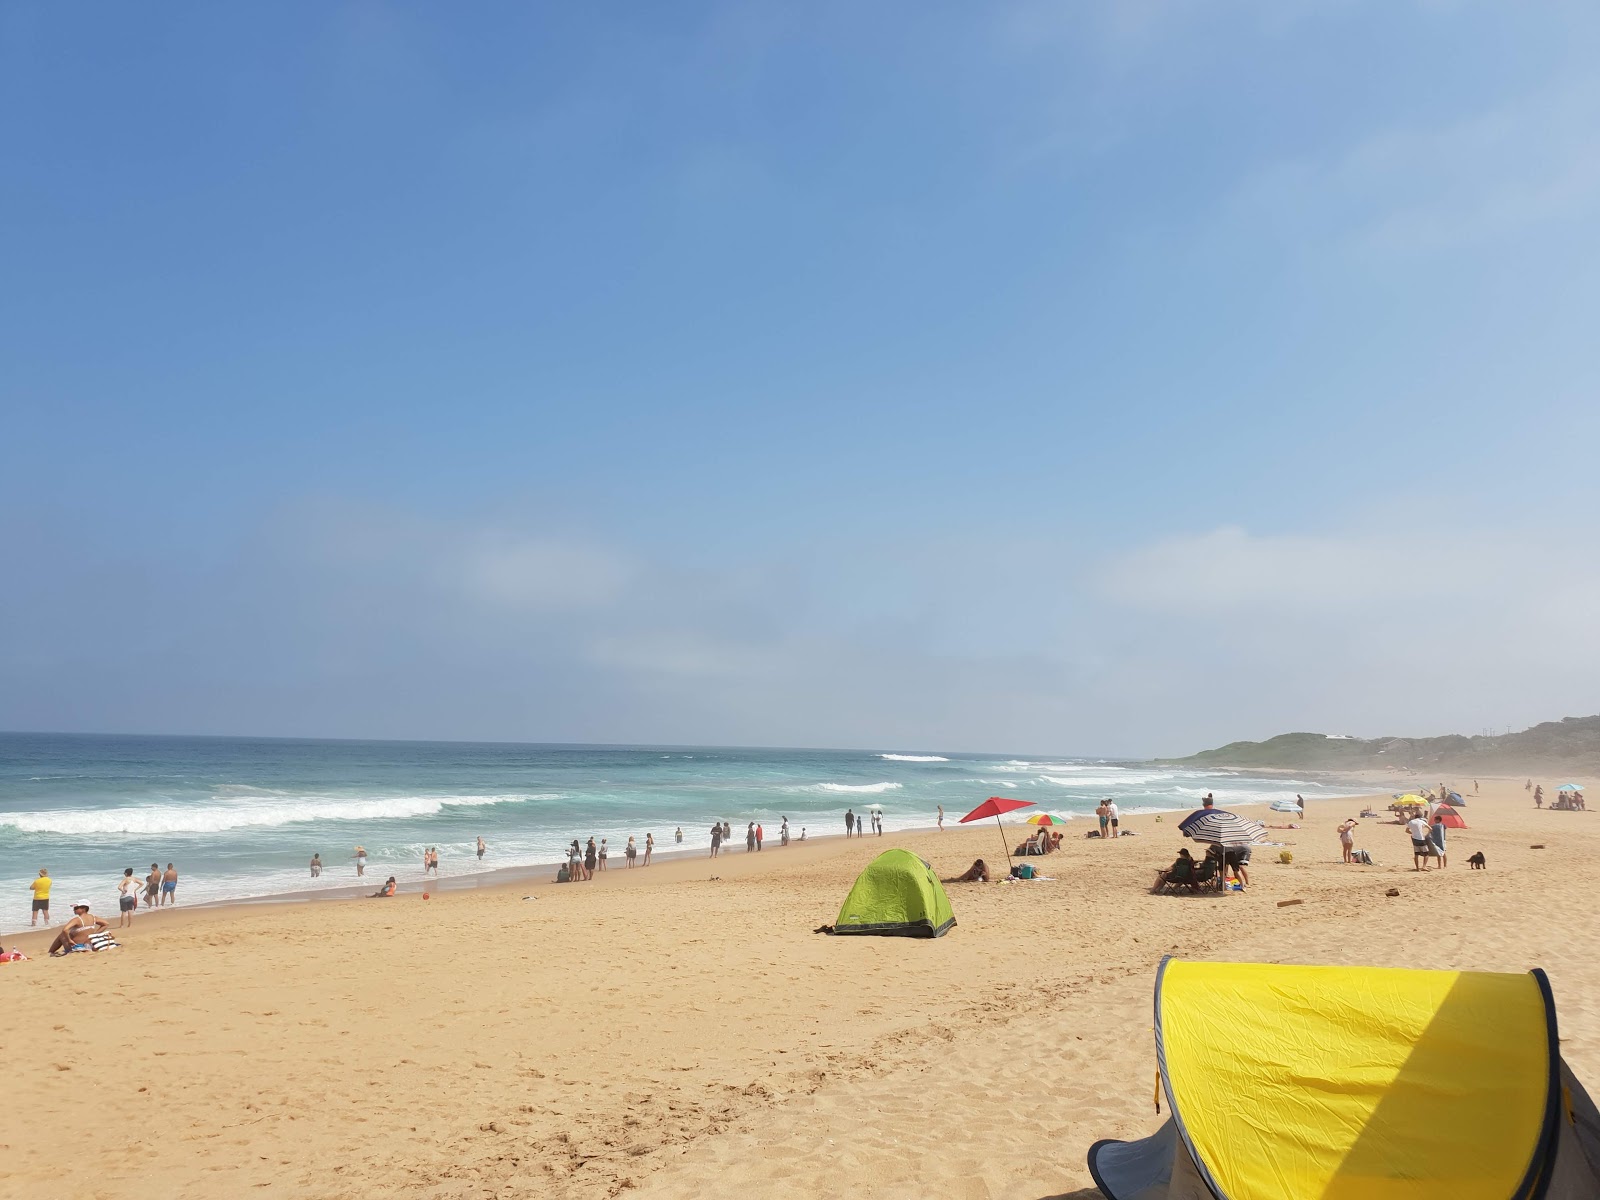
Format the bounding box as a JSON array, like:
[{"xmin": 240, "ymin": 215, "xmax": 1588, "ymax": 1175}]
[{"xmin": 959, "ymin": 796, "xmax": 1036, "ymax": 872}]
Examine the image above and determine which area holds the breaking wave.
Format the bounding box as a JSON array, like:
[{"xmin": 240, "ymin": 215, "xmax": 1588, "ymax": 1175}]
[
  {"xmin": 0, "ymin": 793, "xmax": 552, "ymax": 836},
  {"xmin": 878, "ymin": 754, "xmax": 950, "ymax": 762}
]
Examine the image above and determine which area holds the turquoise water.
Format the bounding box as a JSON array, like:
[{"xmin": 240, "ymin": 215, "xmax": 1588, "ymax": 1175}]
[{"xmin": 0, "ymin": 733, "xmax": 1351, "ymax": 929}]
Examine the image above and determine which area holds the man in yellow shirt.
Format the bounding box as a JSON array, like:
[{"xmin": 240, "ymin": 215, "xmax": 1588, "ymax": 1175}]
[{"xmin": 30, "ymin": 868, "xmax": 52, "ymax": 926}]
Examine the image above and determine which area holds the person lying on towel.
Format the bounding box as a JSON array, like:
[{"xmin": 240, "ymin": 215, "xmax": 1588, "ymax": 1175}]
[{"xmin": 945, "ymin": 859, "xmax": 990, "ymax": 883}]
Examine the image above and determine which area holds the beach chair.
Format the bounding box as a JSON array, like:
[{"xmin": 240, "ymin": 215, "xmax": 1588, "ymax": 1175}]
[
  {"xmin": 1156, "ymin": 860, "xmax": 1197, "ymax": 894},
  {"xmin": 1188, "ymin": 856, "xmax": 1221, "ymax": 892}
]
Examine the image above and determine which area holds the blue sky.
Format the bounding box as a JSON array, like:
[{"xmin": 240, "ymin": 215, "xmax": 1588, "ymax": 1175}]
[{"xmin": 4, "ymin": 1, "xmax": 1599, "ymax": 754}]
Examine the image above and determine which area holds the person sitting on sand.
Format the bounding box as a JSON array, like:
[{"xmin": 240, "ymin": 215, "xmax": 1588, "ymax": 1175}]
[
  {"xmin": 48, "ymin": 902, "xmax": 109, "ymax": 956},
  {"xmin": 370, "ymin": 876, "xmax": 397, "ymax": 898},
  {"xmin": 946, "ymin": 859, "xmax": 989, "ymax": 883}
]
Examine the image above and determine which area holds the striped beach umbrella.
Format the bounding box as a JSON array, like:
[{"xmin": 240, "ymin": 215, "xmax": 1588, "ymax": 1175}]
[
  {"xmin": 1023, "ymin": 812, "xmax": 1072, "ymax": 826},
  {"xmin": 1178, "ymin": 809, "xmax": 1268, "ymax": 846}
]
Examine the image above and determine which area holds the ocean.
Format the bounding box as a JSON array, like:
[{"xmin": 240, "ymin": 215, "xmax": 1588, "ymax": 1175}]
[{"xmin": 0, "ymin": 733, "xmax": 1353, "ymax": 930}]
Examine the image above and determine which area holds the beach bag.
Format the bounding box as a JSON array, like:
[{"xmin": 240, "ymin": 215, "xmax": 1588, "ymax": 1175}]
[{"xmin": 1354, "ymin": 849, "xmax": 1374, "ymax": 865}]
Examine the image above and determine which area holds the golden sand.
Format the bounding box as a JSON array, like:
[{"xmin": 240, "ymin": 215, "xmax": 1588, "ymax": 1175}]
[{"xmin": 5, "ymin": 779, "xmax": 1594, "ymax": 1199}]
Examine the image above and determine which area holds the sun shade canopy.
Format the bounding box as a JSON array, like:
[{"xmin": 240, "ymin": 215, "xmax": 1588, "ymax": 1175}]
[{"xmin": 1087, "ymin": 959, "xmax": 1600, "ymax": 1200}]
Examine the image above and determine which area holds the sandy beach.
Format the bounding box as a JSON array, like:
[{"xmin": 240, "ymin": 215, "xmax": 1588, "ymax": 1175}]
[{"xmin": 5, "ymin": 777, "xmax": 1595, "ymax": 1199}]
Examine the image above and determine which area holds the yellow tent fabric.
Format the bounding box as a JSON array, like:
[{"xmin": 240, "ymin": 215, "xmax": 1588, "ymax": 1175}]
[
  {"xmin": 1086, "ymin": 959, "xmax": 1600, "ymax": 1200},
  {"xmin": 1158, "ymin": 961, "xmax": 1553, "ymax": 1200}
]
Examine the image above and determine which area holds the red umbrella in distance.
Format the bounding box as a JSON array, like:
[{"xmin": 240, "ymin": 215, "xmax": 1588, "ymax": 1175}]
[{"xmin": 960, "ymin": 796, "xmax": 1036, "ymax": 872}]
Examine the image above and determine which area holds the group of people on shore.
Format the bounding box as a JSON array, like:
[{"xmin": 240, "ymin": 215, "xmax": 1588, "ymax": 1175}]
[
  {"xmin": 1530, "ymin": 781, "xmax": 1587, "ymax": 810},
  {"xmin": 708, "ymin": 817, "xmax": 807, "ymax": 857},
  {"xmin": 26, "ymin": 863, "xmax": 177, "ymax": 934},
  {"xmin": 558, "ymin": 833, "xmax": 654, "ymax": 881},
  {"xmin": 844, "ymin": 808, "xmax": 882, "ymax": 837}
]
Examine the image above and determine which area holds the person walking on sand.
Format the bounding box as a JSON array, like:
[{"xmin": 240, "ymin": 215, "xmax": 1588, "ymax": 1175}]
[
  {"xmin": 1096, "ymin": 800, "xmax": 1111, "ymax": 841},
  {"xmin": 117, "ymin": 867, "xmax": 140, "ymax": 929},
  {"xmin": 29, "ymin": 868, "xmax": 52, "ymax": 927},
  {"xmin": 710, "ymin": 823, "xmax": 722, "ymax": 858},
  {"xmin": 644, "ymin": 833, "xmax": 654, "ymax": 866},
  {"xmin": 161, "ymin": 863, "xmax": 178, "ymax": 905},
  {"xmin": 1535, "ymin": 785, "xmax": 1543, "ymax": 808},
  {"xmin": 845, "ymin": 809, "xmax": 855, "ymax": 837},
  {"xmin": 626, "ymin": 835, "xmax": 638, "ymax": 867},
  {"xmin": 477, "ymin": 836, "xmax": 486, "ymax": 862},
  {"xmin": 310, "ymin": 853, "xmax": 322, "ymax": 878},
  {"xmin": 1406, "ymin": 813, "xmax": 1434, "ymax": 871},
  {"xmin": 1430, "ymin": 812, "xmax": 1449, "ymax": 868},
  {"xmin": 937, "ymin": 805, "xmax": 944, "ymax": 831},
  {"xmin": 354, "ymin": 846, "xmax": 367, "ymax": 878},
  {"xmin": 1338, "ymin": 819, "xmax": 1358, "ymax": 863},
  {"xmin": 144, "ymin": 863, "xmax": 161, "ymax": 908}
]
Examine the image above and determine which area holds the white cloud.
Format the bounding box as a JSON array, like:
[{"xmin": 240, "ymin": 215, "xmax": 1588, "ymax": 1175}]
[
  {"xmin": 460, "ymin": 535, "xmax": 631, "ymax": 612},
  {"xmin": 1231, "ymin": 78, "xmax": 1600, "ymax": 258}
]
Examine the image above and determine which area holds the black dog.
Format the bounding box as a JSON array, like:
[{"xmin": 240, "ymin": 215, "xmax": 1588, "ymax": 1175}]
[{"xmin": 1467, "ymin": 851, "xmax": 1486, "ymax": 870}]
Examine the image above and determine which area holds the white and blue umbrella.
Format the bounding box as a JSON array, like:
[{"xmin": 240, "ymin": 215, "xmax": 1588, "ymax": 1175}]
[
  {"xmin": 1178, "ymin": 809, "xmax": 1268, "ymax": 846},
  {"xmin": 1269, "ymin": 799, "xmax": 1302, "ymax": 813}
]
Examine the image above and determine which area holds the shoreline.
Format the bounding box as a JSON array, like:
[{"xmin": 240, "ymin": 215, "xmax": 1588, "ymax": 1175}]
[{"xmin": 6, "ymin": 783, "xmax": 1390, "ymax": 945}]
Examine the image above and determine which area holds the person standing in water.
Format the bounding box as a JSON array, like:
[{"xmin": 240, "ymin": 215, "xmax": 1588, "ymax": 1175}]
[
  {"xmin": 117, "ymin": 867, "xmax": 139, "ymax": 929},
  {"xmin": 354, "ymin": 846, "xmax": 367, "ymax": 878},
  {"xmin": 709, "ymin": 823, "xmax": 722, "ymax": 858},
  {"xmin": 937, "ymin": 805, "xmax": 944, "ymax": 831},
  {"xmin": 675, "ymin": 827, "xmax": 683, "ymax": 844},
  {"xmin": 845, "ymin": 809, "xmax": 855, "ymax": 837},
  {"xmin": 310, "ymin": 854, "xmax": 322, "ymax": 878},
  {"xmin": 161, "ymin": 863, "xmax": 178, "ymax": 905},
  {"xmin": 476, "ymin": 836, "xmax": 486, "ymax": 862},
  {"xmin": 144, "ymin": 863, "xmax": 161, "ymax": 908},
  {"xmin": 29, "ymin": 868, "xmax": 51, "ymax": 927}
]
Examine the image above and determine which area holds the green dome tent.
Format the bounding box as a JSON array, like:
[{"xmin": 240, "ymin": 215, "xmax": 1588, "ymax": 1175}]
[{"xmin": 831, "ymin": 849, "xmax": 956, "ymax": 938}]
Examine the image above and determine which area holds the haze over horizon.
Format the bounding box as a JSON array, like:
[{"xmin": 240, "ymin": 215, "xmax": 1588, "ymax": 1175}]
[{"xmin": 6, "ymin": 3, "xmax": 1599, "ymax": 758}]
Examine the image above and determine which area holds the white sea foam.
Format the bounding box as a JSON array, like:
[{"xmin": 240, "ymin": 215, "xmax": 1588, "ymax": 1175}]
[
  {"xmin": 878, "ymin": 754, "xmax": 950, "ymax": 762},
  {"xmin": 814, "ymin": 782, "xmax": 903, "ymax": 794},
  {"xmin": 0, "ymin": 793, "xmax": 552, "ymax": 836}
]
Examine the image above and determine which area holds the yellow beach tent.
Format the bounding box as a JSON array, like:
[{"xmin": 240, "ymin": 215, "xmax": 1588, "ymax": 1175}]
[{"xmin": 1087, "ymin": 959, "xmax": 1600, "ymax": 1200}]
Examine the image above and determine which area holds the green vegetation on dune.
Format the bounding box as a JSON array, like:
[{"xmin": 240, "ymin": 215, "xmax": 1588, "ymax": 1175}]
[{"xmin": 1168, "ymin": 715, "xmax": 1600, "ymax": 774}]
